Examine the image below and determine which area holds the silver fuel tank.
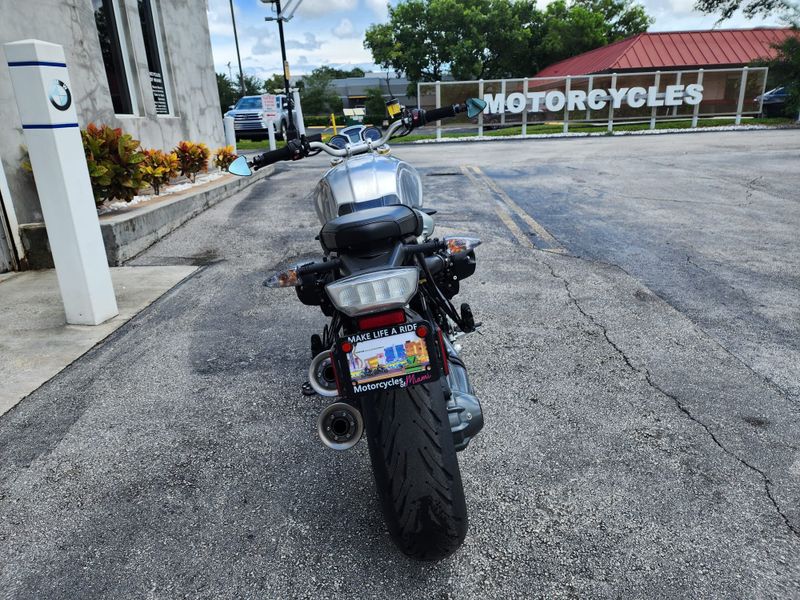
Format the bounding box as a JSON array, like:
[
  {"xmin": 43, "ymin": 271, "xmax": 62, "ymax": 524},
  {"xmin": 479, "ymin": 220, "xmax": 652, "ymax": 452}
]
[{"xmin": 312, "ymin": 153, "xmax": 424, "ymax": 225}]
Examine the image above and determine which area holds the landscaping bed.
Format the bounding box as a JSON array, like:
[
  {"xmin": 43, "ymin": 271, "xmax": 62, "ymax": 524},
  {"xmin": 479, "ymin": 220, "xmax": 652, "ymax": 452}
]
[{"xmin": 20, "ymin": 166, "xmax": 273, "ymax": 268}]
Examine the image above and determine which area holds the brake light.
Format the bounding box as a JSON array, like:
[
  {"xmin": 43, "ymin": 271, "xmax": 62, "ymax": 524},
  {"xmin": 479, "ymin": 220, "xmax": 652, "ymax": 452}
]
[{"xmin": 357, "ymin": 309, "xmax": 406, "ymax": 330}]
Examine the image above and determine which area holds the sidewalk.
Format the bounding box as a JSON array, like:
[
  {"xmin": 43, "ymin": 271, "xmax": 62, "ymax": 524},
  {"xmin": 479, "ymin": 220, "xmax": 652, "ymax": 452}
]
[{"xmin": 0, "ymin": 266, "xmax": 197, "ymax": 415}]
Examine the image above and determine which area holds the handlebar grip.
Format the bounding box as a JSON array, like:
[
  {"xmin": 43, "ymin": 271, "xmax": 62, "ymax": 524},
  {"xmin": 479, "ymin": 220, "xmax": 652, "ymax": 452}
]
[
  {"xmin": 305, "ymin": 133, "xmax": 323, "ymax": 143},
  {"xmin": 251, "ymin": 145, "xmax": 294, "ymax": 170},
  {"xmin": 424, "ymin": 105, "xmax": 458, "ymax": 124}
]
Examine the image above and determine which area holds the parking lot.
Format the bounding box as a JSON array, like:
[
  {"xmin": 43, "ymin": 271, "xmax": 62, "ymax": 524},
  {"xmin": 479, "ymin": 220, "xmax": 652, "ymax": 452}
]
[{"xmin": 1, "ymin": 129, "xmax": 798, "ymax": 598}]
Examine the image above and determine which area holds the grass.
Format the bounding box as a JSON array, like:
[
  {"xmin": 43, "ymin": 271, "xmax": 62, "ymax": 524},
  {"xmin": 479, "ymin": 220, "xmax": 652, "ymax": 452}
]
[
  {"xmin": 391, "ymin": 116, "xmax": 795, "ymax": 143},
  {"xmin": 235, "ymin": 130, "xmax": 336, "ymax": 151}
]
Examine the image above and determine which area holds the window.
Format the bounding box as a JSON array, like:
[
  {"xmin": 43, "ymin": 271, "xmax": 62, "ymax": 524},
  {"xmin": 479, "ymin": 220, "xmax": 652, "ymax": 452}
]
[
  {"xmin": 235, "ymin": 97, "xmax": 263, "ymax": 110},
  {"xmin": 138, "ymin": 0, "xmax": 171, "ymax": 115},
  {"xmin": 93, "ymin": 0, "xmax": 134, "ymax": 114}
]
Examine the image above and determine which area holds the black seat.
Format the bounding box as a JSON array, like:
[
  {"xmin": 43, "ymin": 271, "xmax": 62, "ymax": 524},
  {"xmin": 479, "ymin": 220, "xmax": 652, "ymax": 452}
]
[{"xmin": 319, "ymin": 205, "xmax": 422, "ymax": 252}]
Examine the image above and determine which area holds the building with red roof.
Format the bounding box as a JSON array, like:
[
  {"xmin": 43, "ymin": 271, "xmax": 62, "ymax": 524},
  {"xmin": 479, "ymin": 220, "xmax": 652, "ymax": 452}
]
[{"xmin": 536, "ymin": 28, "xmax": 796, "ymax": 78}]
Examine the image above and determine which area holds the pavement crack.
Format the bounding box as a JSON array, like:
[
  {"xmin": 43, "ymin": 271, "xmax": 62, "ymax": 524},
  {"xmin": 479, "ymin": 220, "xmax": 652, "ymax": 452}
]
[
  {"xmin": 572, "ymin": 252, "xmax": 794, "ymax": 404},
  {"xmin": 541, "ymin": 256, "xmax": 800, "ymax": 541},
  {"xmin": 641, "ymin": 367, "xmax": 800, "ymax": 540}
]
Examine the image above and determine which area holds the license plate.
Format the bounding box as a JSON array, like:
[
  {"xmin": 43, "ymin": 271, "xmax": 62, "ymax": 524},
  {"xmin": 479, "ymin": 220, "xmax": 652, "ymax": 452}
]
[{"xmin": 332, "ymin": 321, "xmax": 441, "ymax": 396}]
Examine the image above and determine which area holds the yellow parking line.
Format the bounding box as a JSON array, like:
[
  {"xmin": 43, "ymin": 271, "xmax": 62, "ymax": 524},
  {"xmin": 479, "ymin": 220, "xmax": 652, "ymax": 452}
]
[
  {"xmin": 461, "ymin": 166, "xmax": 533, "ymax": 248},
  {"xmin": 469, "ymin": 166, "xmax": 565, "ymax": 253}
]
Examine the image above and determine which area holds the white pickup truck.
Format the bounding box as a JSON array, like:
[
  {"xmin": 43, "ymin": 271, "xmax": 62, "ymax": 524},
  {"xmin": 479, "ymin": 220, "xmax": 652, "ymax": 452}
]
[{"xmin": 224, "ymin": 94, "xmax": 293, "ymax": 141}]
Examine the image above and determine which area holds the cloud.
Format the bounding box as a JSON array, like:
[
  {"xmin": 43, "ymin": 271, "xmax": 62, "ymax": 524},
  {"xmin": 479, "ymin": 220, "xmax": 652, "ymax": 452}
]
[
  {"xmin": 251, "ymin": 37, "xmax": 276, "ymax": 56},
  {"xmin": 286, "ymin": 33, "xmax": 324, "ymax": 50},
  {"xmin": 207, "ymin": 0, "xmax": 235, "ymax": 37},
  {"xmin": 297, "ymin": 0, "xmax": 358, "ymax": 18},
  {"xmin": 332, "ymin": 18, "xmax": 358, "ymax": 37},
  {"xmin": 364, "ymin": 0, "xmax": 389, "ymax": 18},
  {"xmin": 252, "ymin": 32, "xmax": 322, "ymax": 55}
]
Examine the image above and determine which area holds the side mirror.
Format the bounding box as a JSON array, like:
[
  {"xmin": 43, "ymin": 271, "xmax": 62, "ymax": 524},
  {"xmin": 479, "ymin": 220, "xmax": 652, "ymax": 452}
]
[
  {"xmin": 466, "ymin": 97, "xmax": 487, "ymax": 119},
  {"xmin": 228, "ymin": 155, "xmax": 252, "ymax": 177},
  {"xmin": 228, "ymin": 105, "xmax": 235, "ymax": 110}
]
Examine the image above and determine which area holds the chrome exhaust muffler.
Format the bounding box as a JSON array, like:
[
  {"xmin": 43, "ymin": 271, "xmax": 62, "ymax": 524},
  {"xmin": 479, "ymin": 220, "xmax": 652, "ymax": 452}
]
[
  {"xmin": 308, "ymin": 350, "xmax": 338, "ymax": 397},
  {"xmin": 317, "ymin": 402, "xmax": 364, "ymax": 450}
]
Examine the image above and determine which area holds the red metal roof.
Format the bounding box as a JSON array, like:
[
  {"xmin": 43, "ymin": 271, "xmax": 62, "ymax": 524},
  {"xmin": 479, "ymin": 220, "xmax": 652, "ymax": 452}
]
[{"xmin": 536, "ymin": 28, "xmax": 797, "ymax": 77}]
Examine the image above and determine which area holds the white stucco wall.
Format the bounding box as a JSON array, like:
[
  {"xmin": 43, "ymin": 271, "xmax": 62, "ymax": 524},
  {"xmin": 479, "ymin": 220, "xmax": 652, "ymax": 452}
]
[{"xmin": 0, "ymin": 0, "xmax": 224, "ymax": 227}]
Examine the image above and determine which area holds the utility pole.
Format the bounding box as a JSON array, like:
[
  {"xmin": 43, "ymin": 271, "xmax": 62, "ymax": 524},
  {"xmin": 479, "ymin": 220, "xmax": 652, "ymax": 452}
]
[
  {"xmin": 229, "ymin": 0, "xmax": 246, "ymax": 96},
  {"xmin": 263, "ymin": 0, "xmax": 303, "ymax": 139},
  {"xmin": 226, "ymin": 61, "xmax": 233, "ymax": 82},
  {"xmin": 274, "ymin": 0, "xmax": 295, "ymax": 138}
]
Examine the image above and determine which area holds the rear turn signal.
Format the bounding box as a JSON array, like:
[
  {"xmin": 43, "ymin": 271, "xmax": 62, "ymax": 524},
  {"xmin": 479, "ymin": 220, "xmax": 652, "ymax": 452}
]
[
  {"xmin": 444, "ymin": 236, "xmax": 482, "ymax": 256},
  {"xmin": 265, "ymin": 263, "xmax": 306, "ymax": 288},
  {"xmin": 357, "ymin": 309, "xmax": 406, "ymax": 330}
]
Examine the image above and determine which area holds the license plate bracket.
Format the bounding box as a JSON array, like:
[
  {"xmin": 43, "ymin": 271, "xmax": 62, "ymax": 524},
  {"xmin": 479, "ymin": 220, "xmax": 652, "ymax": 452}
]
[{"xmin": 332, "ymin": 321, "xmax": 441, "ymax": 397}]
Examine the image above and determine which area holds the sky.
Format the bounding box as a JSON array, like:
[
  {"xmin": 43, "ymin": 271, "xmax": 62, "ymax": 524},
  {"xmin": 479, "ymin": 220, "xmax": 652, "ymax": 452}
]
[{"xmin": 207, "ymin": 0, "xmax": 785, "ymax": 80}]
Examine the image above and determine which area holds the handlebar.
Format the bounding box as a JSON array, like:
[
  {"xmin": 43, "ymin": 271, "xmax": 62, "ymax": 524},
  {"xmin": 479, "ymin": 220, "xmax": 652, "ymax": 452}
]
[
  {"xmin": 249, "ymin": 104, "xmax": 466, "ymax": 167},
  {"xmin": 421, "ymin": 105, "xmax": 458, "ymax": 123},
  {"xmin": 250, "ymin": 133, "xmax": 324, "ymax": 170}
]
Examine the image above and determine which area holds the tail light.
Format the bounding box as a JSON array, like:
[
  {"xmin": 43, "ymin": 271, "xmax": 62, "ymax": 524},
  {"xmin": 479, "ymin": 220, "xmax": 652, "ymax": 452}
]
[
  {"xmin": 357, "ymin": 309, "xmax": 406, "ymax": 331},
  {"xmin": 325, "ymin": 268, "xmax": 418, "ymax": 316}
]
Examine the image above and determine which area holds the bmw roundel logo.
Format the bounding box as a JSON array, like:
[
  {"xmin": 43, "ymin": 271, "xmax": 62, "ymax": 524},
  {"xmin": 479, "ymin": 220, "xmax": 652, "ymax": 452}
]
[{"xmin": 48, "ymin": 79, "xmax": 72, "ymax": 111}]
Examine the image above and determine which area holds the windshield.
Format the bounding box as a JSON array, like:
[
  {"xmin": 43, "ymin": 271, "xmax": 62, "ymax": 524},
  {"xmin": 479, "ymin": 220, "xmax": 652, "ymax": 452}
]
[{"xmin": 235, "ymin": 97, "xmax": 262, "ymax": 110}]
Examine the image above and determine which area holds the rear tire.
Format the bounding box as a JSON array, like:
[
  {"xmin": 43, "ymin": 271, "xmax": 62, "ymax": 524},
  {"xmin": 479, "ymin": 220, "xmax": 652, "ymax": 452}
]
[{"xmin": 362, "ymin": 382, "xmax": 468, "ymax": 560}]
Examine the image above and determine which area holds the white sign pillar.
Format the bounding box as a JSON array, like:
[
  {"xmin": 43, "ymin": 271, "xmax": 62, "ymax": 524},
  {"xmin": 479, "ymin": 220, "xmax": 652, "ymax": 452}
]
[
  {"xmin": 291, "ymin": 89, "xmax": 306, "ymax": 137},
  {"xmin": 223, "ymin": 115, "xmax": 237, "ymax": 153},
  {"xmin": 267, "ymin": 120, "xmax": 277, "ymax": 151},
  {"xmin": 735, "ymin": 67, "xmax": 748, "ymax": 125},
  {"xmin": 5, "ymin": 39, "xmax": 117, "ymax": 325},
  {"xmin": 478, "ymin": 79, "xmax": 485, "ymax": 138}
]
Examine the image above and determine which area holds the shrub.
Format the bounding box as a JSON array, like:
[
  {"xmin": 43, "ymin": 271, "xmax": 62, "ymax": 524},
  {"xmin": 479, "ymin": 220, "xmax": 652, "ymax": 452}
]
[
  {"xmin": 213, "ymin": 145, "xmax": 238, "ymax": 171},
  {"xmin": 304, "ymin": 114, "xmax": 345, "ymax": 127},
  {"xmin": 82, "ymin": 123, "xmax": 145, "ymax": 204},
  {"xmin": 141, "ymin": 149, "xmax": 179, "ymax": 195},
  {"xmin": 174, "ymin": 141, "xmax": 210, "ymax": 182}
]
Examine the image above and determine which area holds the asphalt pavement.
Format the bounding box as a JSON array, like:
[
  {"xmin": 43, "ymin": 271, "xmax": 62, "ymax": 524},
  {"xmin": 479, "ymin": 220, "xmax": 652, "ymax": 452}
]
[{"xmin": 1, "ymin": 129, "xmax": 799, "ymax": 598}]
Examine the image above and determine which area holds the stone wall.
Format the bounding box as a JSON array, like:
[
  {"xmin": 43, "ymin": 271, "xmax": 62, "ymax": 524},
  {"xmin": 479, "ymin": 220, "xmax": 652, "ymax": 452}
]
[{"xmin": 0, "ymin": 0, "xmax": 224, "ymax": 228}]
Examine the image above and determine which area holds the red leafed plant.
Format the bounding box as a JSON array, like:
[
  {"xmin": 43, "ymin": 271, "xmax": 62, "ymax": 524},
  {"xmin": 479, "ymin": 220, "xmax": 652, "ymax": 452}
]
[
  {"xmin": 213, "ymin": 145, "xmax": 238, "ymax": 171},
  {"xmin": 81, "ymin": 123, "xmax": 145, "ymax": 204},
  {"xmin": 141, "ymin": 149, "xmax": 179, "ymax": 195},
  {"xmin": 174, "ymin": 141, "xmax": 210, "ymax": 182}
]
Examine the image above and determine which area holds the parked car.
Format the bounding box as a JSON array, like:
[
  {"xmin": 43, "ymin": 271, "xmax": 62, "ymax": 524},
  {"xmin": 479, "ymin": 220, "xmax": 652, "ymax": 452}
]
[
  {"xmin": 756, "ymin": 86, "xmax": 790, "ymax": 117},
  {"xmin": 224, "ymin": 95, "xmax": 293, "ymax": 140}
]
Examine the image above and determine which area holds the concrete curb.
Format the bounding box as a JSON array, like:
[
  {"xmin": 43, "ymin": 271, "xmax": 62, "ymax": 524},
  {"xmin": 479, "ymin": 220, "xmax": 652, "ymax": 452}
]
[
  {"xmin": 18, "ymin": 166, "xmax": 274, "ymax": 268},
  {"xmin": 396, "ymin": 123, "xmax": 800, "ymax": 146}
]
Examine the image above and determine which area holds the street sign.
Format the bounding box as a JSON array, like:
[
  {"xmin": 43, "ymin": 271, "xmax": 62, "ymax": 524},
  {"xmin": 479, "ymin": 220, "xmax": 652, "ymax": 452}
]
[{"xmin": 261, "ymin": 93, "xmax": 278, "ymax": 122}]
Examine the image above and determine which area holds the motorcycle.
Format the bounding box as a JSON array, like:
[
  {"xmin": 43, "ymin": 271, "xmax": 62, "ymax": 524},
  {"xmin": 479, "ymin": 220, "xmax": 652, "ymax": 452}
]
[{"xmin": 228, "ymin": 98, "xmax": 487, "ymax": 560}]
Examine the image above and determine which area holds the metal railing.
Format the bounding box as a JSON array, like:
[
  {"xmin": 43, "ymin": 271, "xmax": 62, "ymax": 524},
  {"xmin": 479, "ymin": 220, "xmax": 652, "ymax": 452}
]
[{"xmin": 417, "ymin": 67, "xmax": 770, "ymax": 140}]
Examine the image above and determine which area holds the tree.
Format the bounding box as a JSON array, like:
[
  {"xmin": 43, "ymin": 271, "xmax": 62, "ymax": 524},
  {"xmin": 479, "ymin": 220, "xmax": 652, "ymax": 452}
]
[
  {"xmin": 264, "ymin": 73, "xmax": 286, "ymax": 94},
  {"xmin": 242, "ymin": 74, "xmax": 265, "ymax": 96},
  {"xmin": 299, "ymin": 67, "xmax": 344, "ymax": 115},
  {"xmin": 364, "ymin": 87, "xmax": 388, "ymax": 122},
  {"xmin": 695, "ymin": 0, "xmax": 792, "ymax": 20},
  {"xmin": 216, "ymin": 73, "xmax": 237, "ymax": 114},
  {"xmin": 364, "ymin": 0, "xmax": 652, "ymax": 86},
  {"xmin": 312, "ymin": 66, "xmax": 367, "ymax": 79},
  {"xmin": 575, "ymin": 0, "xmax": 652, "ymax": 40}
]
